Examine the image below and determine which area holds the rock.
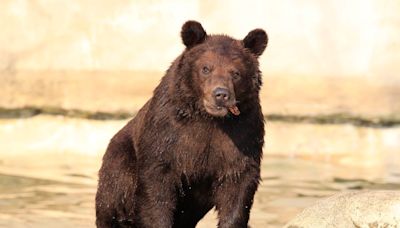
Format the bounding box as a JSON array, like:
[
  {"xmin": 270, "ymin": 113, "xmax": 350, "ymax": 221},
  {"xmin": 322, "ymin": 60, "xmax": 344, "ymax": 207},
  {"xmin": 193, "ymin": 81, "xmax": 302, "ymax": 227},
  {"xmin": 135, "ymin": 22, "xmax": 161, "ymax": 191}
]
[{"xmin": 285, "ymin": 191, "xmax": 400, "ymax": 228}]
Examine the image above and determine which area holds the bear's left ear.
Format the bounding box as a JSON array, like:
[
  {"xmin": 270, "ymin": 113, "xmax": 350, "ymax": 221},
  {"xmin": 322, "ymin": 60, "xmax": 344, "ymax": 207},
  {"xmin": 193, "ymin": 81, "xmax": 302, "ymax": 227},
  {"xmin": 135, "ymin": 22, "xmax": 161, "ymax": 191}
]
[
  {"xmin": 181, "ymin": 20, "xmax": 207, "ymax": 48},
  {"xmin": 243, "ymin": 29, "xmax": 268, "ymax": 57}
]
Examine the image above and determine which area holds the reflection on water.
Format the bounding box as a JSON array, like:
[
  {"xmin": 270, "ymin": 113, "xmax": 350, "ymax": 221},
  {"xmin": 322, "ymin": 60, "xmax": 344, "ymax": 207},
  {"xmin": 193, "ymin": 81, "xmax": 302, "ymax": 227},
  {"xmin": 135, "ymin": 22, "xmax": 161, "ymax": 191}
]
[
  {"xmin": 1, "ymin": 157, "xmax": 400, "ymax": 228},
  {"xmin": 0, "ymin": 155, "xmax": 96, "ymax": 228},
  {"xmin": 0, "ymin": 116, "xmax": 399, "ymax": 227}
]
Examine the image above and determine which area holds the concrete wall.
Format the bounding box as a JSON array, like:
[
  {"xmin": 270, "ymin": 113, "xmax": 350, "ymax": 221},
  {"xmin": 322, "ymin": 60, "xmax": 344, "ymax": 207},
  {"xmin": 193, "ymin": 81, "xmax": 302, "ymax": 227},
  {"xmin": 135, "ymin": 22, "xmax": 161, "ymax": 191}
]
[
  {"xmin": 1, "ymin": 0, "xmax": 400, "ymax": 116},
  {"xmin": 2, "ymin": 0, "xmax": 400, "ymax": 76}
]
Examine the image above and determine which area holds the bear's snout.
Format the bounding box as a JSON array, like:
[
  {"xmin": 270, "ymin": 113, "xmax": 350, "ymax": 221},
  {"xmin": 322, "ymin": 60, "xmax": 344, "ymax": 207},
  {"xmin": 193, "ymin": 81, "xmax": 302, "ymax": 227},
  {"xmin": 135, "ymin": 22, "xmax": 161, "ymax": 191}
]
[
  {"xmin": 213, "ymin": 87, "xmax": 230, "ymax": 105},
  {"xmin": 203, "ymin": 85, "xmax": 239, "ymax": 117}
]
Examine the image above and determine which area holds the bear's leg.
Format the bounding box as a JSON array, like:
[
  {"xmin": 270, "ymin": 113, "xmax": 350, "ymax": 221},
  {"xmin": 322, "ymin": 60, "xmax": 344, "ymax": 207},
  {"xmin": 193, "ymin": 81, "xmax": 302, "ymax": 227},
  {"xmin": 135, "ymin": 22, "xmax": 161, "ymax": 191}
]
[
  {"xmin": 96, "ymin": 135, "xmax": 137, "ymax": 228},
  {"xmin": 135, "ymin": 165, "xmax": 178, "ymax": 228},
  {"xmin": 214, "ymin": 168, "xmax": 260, "ymax": 228},
  {"xmin": 172, "ymin": 201, "xmax": 213, "ymax": 228},
  {"xmin": 172, "ymin": 183, "xmax": 214, "ymax": 228}
]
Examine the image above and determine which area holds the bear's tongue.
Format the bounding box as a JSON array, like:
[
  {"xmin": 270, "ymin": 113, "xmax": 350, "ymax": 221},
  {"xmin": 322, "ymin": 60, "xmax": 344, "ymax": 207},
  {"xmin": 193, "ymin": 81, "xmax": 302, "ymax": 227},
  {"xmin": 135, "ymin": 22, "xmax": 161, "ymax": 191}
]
[{"xmin": 228, "ymin": 105, "xmax": 240, "ymax": 116}]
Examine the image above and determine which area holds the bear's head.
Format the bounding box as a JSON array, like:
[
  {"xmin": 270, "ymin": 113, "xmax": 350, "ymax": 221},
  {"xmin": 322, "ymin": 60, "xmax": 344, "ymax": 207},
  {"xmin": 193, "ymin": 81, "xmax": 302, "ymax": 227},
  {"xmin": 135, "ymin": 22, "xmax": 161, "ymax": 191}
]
[{"xmin": 175, "ymin": 20, "xmax": 268, "ymax": 118}]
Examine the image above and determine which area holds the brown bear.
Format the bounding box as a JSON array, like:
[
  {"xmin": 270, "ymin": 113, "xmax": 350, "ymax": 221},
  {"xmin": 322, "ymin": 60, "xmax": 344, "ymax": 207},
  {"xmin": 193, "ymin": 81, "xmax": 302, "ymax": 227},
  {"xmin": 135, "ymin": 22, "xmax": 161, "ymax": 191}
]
[{"xmin": 95, "ymin": 20, "xmax": 268, "ymax": 228}]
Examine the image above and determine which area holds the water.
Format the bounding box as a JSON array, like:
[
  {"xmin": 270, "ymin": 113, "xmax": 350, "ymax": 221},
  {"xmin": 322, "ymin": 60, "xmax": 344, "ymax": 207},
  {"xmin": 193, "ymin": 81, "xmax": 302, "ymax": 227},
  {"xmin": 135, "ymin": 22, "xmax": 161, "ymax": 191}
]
[{"xmin": 0, "ymin": 115, "xmax": 399, "ymax": 227}]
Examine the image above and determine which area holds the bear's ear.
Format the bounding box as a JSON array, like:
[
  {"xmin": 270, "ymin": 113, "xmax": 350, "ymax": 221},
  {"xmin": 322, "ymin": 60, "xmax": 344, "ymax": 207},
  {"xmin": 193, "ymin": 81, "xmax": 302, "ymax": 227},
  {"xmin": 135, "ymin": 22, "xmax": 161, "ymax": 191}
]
[
  {"xmin": 243, "ymin": 29, "xmax": 268, "ymax": 57},
  {"xmin": 181, "ymin": 20, "xmax": 207, "ymax": 48}
]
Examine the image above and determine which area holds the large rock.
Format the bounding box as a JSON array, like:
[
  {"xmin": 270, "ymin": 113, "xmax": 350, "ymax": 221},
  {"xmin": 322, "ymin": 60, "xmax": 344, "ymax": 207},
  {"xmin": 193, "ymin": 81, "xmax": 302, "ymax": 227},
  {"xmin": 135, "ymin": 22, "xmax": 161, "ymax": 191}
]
[{"xmin": 285, "ymin": 191, "xmax": 400, "ymax": 228}]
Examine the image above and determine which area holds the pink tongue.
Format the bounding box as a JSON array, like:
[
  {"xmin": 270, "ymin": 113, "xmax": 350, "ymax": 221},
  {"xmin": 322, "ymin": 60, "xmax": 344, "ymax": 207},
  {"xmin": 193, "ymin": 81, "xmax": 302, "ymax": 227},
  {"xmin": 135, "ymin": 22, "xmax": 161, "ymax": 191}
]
[{"xmin": 228, "ymin": 105, "xmax": 240, "ymax": 116}]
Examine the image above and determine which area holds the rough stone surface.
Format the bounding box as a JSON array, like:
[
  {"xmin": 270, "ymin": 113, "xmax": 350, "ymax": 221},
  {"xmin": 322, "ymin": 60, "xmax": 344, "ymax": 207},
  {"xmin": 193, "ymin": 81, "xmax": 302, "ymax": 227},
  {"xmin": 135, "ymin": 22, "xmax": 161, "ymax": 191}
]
[
  {"xmin": 2, "ymin": 1, "xmax": 400, "ymax": 118},
  {"xmin": 2, "ymin": 71, "xmax": 400, "ymax": 119},
  {"xmin": 2, "ymin": 0, "xmax": 400, "ymax": 75},
  {"xmin": 285, "ymin": 191, "xmax": 400, "ymax": 228}
]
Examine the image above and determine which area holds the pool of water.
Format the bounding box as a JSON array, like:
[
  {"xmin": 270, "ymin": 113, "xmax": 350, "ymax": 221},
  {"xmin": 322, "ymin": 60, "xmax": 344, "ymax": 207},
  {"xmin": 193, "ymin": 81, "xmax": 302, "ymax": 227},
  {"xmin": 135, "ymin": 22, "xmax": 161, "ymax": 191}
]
[{"xmin": 0, "ymin": 116, "xmax": 399, "ymax": 227}]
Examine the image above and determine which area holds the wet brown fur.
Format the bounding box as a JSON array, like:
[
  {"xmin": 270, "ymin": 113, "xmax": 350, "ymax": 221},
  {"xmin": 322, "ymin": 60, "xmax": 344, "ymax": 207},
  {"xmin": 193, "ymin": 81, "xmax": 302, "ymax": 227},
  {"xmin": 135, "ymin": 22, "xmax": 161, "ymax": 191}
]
[{"xmin": 96, "ymin": 21, "xmax": 268, "ymax": 228}]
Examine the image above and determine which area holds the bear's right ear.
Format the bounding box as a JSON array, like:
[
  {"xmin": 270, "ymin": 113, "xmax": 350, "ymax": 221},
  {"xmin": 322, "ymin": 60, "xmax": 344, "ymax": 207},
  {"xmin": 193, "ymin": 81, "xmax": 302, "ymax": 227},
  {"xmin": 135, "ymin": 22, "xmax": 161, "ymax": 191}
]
[
  {"xmin": 243, "ymin": 29, "xmax": 268, "ymax": 57},
  {"xmin": 181, "ymin": 20, "xmax": 207, "ymax": 48}
]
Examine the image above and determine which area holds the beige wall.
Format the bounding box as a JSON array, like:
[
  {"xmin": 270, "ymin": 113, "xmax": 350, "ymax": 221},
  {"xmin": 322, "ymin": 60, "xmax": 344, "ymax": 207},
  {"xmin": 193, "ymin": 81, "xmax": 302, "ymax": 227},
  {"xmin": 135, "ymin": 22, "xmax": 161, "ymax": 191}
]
[
  {"xmin": 1, "ymin": 0, "xmax": 400, "ymax": 115},
  {"xmin": 2, "ymin": 0, "xmax": 400, "ymax": 77}
]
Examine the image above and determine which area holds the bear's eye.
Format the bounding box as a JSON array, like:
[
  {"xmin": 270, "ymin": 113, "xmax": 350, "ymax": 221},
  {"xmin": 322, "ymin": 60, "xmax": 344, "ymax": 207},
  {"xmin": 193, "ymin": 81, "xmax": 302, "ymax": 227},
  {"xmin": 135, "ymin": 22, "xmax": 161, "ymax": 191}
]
[
  {"xmin": 232, "ymin": 71, "xmax": 241, "ymax": 80},
  {"xmin": 202, "ymin": 66, "xmax": 211, "ymax": 75}
]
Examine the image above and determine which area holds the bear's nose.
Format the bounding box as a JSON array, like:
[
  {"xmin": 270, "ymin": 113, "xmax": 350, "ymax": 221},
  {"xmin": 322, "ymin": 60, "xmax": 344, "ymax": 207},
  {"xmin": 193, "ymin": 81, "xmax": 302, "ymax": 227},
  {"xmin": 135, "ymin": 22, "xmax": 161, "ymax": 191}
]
[{"xmin": 213, "ymin": 87, "xmax": 230, "ymax": 103}]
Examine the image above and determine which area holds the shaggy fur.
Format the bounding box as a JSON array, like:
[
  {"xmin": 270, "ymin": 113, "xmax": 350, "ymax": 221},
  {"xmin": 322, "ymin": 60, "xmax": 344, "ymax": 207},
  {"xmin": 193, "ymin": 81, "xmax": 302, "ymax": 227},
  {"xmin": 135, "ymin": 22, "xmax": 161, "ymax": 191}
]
[{"xmin": 96, "ymin": 20, "xmax": 268, "ymax": 228}]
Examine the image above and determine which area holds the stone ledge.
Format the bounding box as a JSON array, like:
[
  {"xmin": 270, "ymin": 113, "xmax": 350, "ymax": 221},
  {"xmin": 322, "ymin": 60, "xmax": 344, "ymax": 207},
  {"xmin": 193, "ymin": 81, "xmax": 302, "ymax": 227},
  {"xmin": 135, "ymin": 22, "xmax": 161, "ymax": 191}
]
[
  {"xmin": 2, "ymin": 71, "xmax": 400, "ymax": 118},
  {"xmin": 1, "ymin": 106, "xmax": 400, "ymax": 128}
]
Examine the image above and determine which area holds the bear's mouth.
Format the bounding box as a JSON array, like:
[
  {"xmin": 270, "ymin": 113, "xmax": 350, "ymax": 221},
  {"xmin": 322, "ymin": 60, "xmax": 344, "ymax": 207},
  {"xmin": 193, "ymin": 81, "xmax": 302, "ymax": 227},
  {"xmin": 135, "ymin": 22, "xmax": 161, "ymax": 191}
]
[
  {"xmin": 228, "ymin": 106, "xmax": 240, "ymax": 116},
  {"xmin": 203, "ymin": 100, "xmax": 240, "ymax": 117}
]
